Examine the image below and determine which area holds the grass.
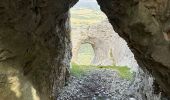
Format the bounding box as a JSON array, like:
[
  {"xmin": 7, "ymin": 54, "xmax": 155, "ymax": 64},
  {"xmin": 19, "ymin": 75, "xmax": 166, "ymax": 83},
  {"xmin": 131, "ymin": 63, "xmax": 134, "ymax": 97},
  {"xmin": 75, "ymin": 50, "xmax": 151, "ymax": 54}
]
[
  {"xmin": 71, "ymin": 44, "xmax": 133, "ymax": 80},
  {"xmin": 70, "ymin": 62, "xmax": 94, "ymax": 78},
  {"xmin": 70, "ymin": 63, "xmax": 134, "ymax": 80},
  {"xmin": 97, "ymin": 65, "xmax": 134, "ymax": 80}
]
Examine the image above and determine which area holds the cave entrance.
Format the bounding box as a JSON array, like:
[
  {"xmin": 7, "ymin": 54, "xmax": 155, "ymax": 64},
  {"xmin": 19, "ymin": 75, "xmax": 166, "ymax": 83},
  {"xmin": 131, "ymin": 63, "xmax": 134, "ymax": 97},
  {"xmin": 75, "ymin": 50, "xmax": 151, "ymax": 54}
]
[
  {"xmin": 70, "ymin": 0, "xmax": 138, "ymax": 71},
  {"xmin": 64, "ymin": 0, "xmax": 141, "ymax": 99},
  {"xmin": 70, "ymin": 0, "xmax": 107, "ymax": 66}
]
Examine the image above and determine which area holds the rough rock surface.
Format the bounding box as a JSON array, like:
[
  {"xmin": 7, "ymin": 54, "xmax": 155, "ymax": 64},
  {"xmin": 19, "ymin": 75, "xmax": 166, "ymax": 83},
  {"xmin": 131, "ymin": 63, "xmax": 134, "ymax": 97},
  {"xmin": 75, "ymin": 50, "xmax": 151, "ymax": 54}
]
[
  {"xmin": 71, "ymin": 22, "xmax": 114, "ymax": 66},
  {"xmin": 72, "ymin": 20, "xmax": 138, "ymax": 72},
  {"xmin": 0, "ymin": 0, "xmax": 78, "ymax": 100},
  {"xmin": 97, "ymin": 0, "xmax": 170, "ymax": 95},
  {"xmin": 72, "ymin": 20, "xmax": 138, "ymax": 71},
  {"xmin": 57, "ymin": 68, "xmax": 163, "ymax": 100},
  {"xmin": 0, "ymin": 0, "xmax": 170, "ymax": 99}
]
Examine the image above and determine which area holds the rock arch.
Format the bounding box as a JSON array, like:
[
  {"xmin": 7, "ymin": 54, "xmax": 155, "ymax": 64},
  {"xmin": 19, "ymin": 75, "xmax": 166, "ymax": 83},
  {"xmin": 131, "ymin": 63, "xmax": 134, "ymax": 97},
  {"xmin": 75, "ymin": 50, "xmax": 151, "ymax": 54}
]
[
  {"xmin": 72, "ymin": 20, "xmax": 138, "ymax": 71},
  {"xmin": 72, "ymin": 25, "xmax": 114, "ymax": 66}
]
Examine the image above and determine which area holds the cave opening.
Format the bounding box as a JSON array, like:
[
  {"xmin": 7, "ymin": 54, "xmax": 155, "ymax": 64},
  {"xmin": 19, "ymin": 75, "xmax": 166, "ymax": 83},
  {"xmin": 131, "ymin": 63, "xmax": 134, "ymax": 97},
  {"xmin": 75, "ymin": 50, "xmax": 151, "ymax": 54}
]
[
  {"xmin": 1, "ymin": 0, "xmax": 170, "ymax": 99},
  {"xmin": 70, "ymin": 0, "xmax": 138, "ymax": 72},
  {"xmin": 57, "ymin": 0, "xmax": 166, "ymax": 99},
  {"xmin": 57, "ymin": 0, "xmax": 155, "ymax": 99},
  {"xmin": 70, "ymin": 0, "xmax": 106, "ymax": 67}
]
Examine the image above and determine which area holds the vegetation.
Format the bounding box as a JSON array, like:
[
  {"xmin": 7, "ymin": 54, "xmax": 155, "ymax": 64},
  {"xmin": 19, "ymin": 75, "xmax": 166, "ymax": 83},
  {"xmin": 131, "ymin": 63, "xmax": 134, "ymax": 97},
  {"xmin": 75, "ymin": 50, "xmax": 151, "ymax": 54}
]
[
  {"xmin": 70, "ymin": 62, "xmax": 94, "ymax": 77},
  {"xmin": 97, "ymin": 65, "xmax": 134, "ymax": 80},
  {"xmin": 71, "ymin": 62, "xmax": 134, "ymax": 80}
]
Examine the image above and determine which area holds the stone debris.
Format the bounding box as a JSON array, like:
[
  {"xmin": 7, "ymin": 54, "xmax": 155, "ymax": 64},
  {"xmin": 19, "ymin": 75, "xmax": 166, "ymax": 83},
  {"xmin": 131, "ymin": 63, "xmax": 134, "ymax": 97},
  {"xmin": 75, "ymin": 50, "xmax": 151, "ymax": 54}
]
[{"xmin": 57, "ymin": 69, "xmax": 163, "ymax": 100}]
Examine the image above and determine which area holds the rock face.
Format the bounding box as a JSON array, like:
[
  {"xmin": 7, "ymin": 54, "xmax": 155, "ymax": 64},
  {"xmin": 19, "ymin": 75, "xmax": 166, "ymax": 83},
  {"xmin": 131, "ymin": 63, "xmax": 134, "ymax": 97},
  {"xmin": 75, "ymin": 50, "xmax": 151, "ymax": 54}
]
[
  {"xmin": 97, "ymin": 0, "xmax": 170, "ymax": 95},
  {"xmin": 72, "ymin": 20, "xmax": 138, "ymax": 71},
  {"xmin": 0, "ymin": 0, "xmax": 170, "ymax": 99},
  {"xmin": 72, "ymin": 22, "xmax": 114, "ymax": 66},
  {"xmin": 0, "ymin": 0, "xmax": 78, "ymax": 100}
]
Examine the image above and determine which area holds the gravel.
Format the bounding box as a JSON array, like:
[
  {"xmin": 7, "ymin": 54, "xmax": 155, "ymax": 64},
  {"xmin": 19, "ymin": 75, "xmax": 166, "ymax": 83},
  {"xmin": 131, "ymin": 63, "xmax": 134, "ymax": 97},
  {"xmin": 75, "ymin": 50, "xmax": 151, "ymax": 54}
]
[
  {"xmin": 57, "ymin": 68, "xmax": 165, "ymax": 100},
  {"xmin": 57, "ymin": 69, "xmax": 134, "ymax": 100}
]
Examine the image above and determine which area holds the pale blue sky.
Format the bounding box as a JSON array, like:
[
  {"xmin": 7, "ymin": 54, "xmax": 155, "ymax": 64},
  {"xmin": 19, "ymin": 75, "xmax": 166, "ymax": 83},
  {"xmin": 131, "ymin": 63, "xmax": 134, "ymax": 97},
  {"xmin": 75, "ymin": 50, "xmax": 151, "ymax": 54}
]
[{"xmin": 73, "ymin": 0, "xmax": 100, "ymax": 10}]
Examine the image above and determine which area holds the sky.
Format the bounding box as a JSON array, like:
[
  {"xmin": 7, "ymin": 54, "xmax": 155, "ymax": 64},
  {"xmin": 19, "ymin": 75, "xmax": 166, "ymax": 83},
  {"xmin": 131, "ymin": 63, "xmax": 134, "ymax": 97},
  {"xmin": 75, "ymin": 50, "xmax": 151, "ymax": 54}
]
[{"xmin": 73, "ymin": 0, "xmax": 100, "ymax": 10}]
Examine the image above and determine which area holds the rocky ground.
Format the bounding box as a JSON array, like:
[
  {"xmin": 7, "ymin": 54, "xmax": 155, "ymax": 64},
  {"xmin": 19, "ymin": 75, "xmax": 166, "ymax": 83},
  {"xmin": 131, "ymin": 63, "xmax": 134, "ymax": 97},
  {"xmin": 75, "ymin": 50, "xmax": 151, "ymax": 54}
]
[
  {"xmin": 57, "ymin": 68, "xmax": 146, "ymax": 100},
  {"xmin": 57, "ymin": 67, "xmax": 169, "ymax": 100}
]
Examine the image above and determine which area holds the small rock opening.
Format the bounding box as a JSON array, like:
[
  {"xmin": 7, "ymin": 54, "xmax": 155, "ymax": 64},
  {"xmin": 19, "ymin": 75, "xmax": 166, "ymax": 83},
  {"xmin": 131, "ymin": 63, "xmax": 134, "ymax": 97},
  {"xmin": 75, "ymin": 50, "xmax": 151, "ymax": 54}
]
[
  {"xmin": 75, "ymin": 43, "xmax": 94, "ymax": 65},
  {"xmin": 163, "ymin": 31, "xmax": 170, "ymax": 41}
]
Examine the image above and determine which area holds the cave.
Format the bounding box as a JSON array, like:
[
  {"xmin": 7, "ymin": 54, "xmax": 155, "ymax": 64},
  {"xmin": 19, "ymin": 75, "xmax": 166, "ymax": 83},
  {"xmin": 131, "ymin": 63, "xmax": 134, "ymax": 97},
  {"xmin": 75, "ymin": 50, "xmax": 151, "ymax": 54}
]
[{"xmin": 0, "ymin": 0, "xmax": 170, "ymax": 100}]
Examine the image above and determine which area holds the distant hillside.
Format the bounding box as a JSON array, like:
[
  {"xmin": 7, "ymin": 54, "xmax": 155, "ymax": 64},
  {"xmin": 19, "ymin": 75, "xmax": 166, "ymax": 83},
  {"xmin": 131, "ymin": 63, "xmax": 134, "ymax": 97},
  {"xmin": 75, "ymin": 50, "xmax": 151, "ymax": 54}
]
[{"xmin": 71, "ymin": 0, "xmax": 106, "ymax": 27}]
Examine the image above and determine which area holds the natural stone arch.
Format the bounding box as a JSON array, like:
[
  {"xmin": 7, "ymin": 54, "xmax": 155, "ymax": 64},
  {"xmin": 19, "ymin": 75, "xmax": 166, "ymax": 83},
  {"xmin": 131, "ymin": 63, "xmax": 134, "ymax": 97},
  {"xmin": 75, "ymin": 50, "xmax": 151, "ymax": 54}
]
[
  {"xmin": 72, "ymin": 20, "xmax": 138, "ymax": 71},
  {"xmin": 72, "ymin": 24, "xmax": 114, "ymax": 66}
]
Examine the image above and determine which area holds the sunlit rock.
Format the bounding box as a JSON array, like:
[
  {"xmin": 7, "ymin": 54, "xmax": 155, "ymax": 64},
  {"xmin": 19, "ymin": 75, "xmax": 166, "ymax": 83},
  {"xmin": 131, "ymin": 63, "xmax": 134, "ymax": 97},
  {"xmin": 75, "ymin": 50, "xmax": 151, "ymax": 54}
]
[{"xmin": 72, "ymin": 20, "xmax": 138, "ymax": 72}]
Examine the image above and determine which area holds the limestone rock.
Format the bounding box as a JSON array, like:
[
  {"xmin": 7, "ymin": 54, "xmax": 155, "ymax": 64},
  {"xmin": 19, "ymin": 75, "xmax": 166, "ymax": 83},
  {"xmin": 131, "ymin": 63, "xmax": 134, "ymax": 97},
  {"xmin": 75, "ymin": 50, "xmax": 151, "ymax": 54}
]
[
  {"xmin": 0, "ymin": 0, "xmax": 78, "ymax": 99},
  {"xmin": 72, "ymin": 20, "xmax": 138, "ymax": 71},
  {"xmin": 97, "ymin": 0, "xmax": 170, "ymax": 95}
]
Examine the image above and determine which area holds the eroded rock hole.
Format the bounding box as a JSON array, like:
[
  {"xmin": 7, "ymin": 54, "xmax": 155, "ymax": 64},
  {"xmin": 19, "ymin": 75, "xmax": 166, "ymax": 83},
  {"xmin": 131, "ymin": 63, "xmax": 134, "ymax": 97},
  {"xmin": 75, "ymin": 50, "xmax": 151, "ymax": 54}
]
[
  {"xmin": 74, "ymin": 43, "xmax": 94, "ymax": 65},
  {"xmin": 164, "ymin": 31, "xmax": 170, "ymax": 41}
]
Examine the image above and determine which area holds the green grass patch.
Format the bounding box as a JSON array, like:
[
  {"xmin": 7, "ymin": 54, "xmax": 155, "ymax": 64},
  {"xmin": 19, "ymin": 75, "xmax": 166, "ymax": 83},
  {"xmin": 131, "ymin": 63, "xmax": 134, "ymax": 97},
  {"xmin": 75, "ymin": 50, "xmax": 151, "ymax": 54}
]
[
  {"xmin": 71, "ymin": 63, "xmax": 134, "ymax": 80},
  {"xmin": 71, "ymin": 62, "xmax": 93, "ymax": 77},
  {"xmin": 97, "ymin": 65, "xmax": 134, "ymax": 80}
]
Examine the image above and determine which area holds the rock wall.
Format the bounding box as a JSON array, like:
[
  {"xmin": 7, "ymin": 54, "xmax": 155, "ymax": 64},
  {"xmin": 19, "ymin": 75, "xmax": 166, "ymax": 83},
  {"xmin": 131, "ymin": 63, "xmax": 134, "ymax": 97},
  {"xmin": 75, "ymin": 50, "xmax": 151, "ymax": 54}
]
[
  {"xmin": 72, "ymin": 24, "xmax": 114, "ymax": 66},
  {"xmin": 97, "ymin": 0, "xmax": 170, "ymax": 95},
  {"xmin": 89, "ymin": 20, "xmax": 139, "ymax": 71},
  {"xmin": 0, "ymin": 0, "xmax": 170, "ymax": 99},
  {"xmin": 127, "ymin": 69, "xmax": 162, "ymax": 100},
  {"xmin": 0, "ymin": 0, "xmax": 78, "ymax": 100}
]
